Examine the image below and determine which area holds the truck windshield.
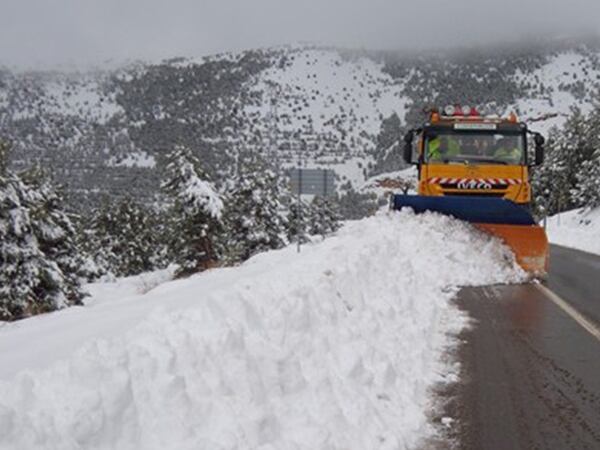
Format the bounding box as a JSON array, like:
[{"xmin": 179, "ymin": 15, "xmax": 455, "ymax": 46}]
[{"xmin": 425, "ymin": 132, "xmax": 525, "ymax": 165}]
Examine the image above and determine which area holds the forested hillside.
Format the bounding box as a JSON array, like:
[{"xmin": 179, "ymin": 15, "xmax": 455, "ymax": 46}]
[{"xmin": 2, "ymin": 38, "xmax": 600, "ymax": 214}]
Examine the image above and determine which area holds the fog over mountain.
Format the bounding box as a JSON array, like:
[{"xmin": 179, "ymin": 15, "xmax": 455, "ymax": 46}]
[
  {"xmin": 1, "ymin": 1, "xmax": 600, "ymax": 218},
  {"xmin": 1, "ymin": 0, "xmax": 600, "ymax": 68}
]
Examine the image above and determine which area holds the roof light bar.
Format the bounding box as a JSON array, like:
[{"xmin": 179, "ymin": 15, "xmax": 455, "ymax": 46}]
[{"xmin": 444, "ymin": 105, "xmax": 456, "ymax": 116}]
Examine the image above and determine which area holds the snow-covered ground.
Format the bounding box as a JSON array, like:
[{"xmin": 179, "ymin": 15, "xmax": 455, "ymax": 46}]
[
  {"xmin": 43, "ymin": 77, "xmax": 124, "ymax": 125},
  {"xmin": 106, "ymin": 151, "xmax": 157, "ymax": 169},
  {"xmin": 0, "ymin": 212, "xmax": 523, "ymax": 449},
  {"xmin": 546, "ymin": 207, "xmax": 600, "ymax": 256}
]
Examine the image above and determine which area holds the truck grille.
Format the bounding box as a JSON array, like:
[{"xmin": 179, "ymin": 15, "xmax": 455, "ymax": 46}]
[
  {"xmin": 439, "ymin": 182, "xmax": 508, "ymax": 190},
  {"xmin": 443, "ymin": 191, "xmax": 506, "ymax": 198}
]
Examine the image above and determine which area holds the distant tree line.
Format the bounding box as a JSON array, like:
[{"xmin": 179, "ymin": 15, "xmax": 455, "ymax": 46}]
[{"xmin": 0, "ymin": 142, "xmax": 341, "ymax": 321}]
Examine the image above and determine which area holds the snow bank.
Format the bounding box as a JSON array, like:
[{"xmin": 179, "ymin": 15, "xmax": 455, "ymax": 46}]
[
  {"xmin": 0, "ymin": 268, "xmax": 177, "ymax": 382},
  {"xmin": 0, "ymin": 212, "xmax": 523, "ymax": 450},
  {"xmin": 546, "ymin": 207, "xmax": 600, "ymax": 256},
  {"xmin": 84, "ymin": 266, "xmax": 177, "ymax": 306}
]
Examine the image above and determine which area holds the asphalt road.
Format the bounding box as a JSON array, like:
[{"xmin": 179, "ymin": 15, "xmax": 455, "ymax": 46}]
[{"xmin": 443, "ymin": 245, "xmax": 600, "ymax": 450}]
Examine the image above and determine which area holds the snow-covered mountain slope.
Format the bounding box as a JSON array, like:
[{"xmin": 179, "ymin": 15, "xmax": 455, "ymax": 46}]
[
  {"xmin": 512, "ymin": 51, "xmax": 600, "ymax": 134},
  {"xmin": 244, "ymin": 48, "xmax": 408, "ymax": 185},
  {"xmin": 10, "ymin": 73, "xmax": 123, "ymax": 125},
  {"xmin": 2, "ymin": 41, "xmax": 600, "ymax": 210},
  {"xmin": 0, "ymin": 212, "xmax": 523, "ymax": 450},
  {"xmin": 546, "ymin": 207, "xmax": 600, "ymax": 256}
]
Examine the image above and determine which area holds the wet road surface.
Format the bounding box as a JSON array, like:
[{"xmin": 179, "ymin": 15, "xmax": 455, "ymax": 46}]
[
  {"xmin": 444, "ymin": 245, "xmax": 600, "ymax": 450},
  {"xmin": 548, "ymin": 245, "xmax": 600, "ymax": 328}
]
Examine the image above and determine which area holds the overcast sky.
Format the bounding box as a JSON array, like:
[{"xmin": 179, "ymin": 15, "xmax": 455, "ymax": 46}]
[{"xmin": 1, "ymin": 0, "xmax": 599, "ymax": 68}]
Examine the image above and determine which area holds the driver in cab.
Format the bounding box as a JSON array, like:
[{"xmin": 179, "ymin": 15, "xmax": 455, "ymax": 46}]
[
  {"xmin": 494, "ymin": 136, "xmax": 521, "ymax": 163},
  {"xmin": 428, "ymin": 134, "xmax": 461, "ymax": 161}
]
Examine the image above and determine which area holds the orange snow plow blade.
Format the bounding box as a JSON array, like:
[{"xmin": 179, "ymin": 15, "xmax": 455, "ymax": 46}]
[
  {"xmin": 392, "ymin": 196, "xmax": 550, "ymax": 277},
  {"xmin": 476, "ymin": 223, "xmax": 549, "ymax": 277}
]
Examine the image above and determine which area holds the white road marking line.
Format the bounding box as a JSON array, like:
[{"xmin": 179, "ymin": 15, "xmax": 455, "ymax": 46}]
[{"xmin": 535, "ymin": 283, "xmax": 600, "ymax": 343}]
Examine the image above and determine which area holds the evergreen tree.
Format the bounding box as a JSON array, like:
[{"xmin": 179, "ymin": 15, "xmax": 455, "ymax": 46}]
[
  {"xmin": 162, "ymin": 146, "xmax": 223, "ymax": 277},
  {"xmin": 570, "ymin": 103, "xmax": 600, "ymax": 209},
  {"xmin": 531, "ymin": 127, "xmax": 570, "ymax": 216},
  {"xmin": 574, "ymin": 151, "xmax": 600, "ymax": 208},
  {"xmin": 337, "ymin": 186, "xmax": 378, "ymax": 219},
  {"xmin": 286, "ymin": 199, "xmax": 311, "ymax": 244},
  {"xmin": 82, "ymin": 197, "xmax": 167, "ymax": 278},
  {"xmin": 152, "ymin": 205, "xmax": 177, "ymax": 268},
  {"xmin": 21, "ymin": 168, "xmax": 89, "ymax": 302},
  {"xmin": 0, "ymin": 141, "xmax": 10, "ymax": 176},
  {"xmin": 307, "ymin": 196, "xmax": 342, "ymax": 236},
  {"xmin": 0, "ymin": 157, "xmax": 85, "ymax": 320},
  {"xmin": 371, "ymin": 113, "xmax": 404, "ymax": 176},
  {"xmin": 223, "ymin": 155, "xmax": 288, "ymax": 263},
  {"xmin": 81, "ymin": 199, "xmax": 122, "ymax": 278},
  {"xmin": 532, "ymin": 107, "xmax": 599, "ymax": 215},
  {"xmin": 1, "ymin": 174, "xmax": 62, "ymax": 320},
  {"xmin": 113, "ymin": 198, "xmax": 166, "ymax": 276}
]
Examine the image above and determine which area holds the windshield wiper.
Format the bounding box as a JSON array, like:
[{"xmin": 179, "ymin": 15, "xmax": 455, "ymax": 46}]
[
  {"xmin": 441, "ymin": 157, "xmax": 509, "ymax": 165},
  {"xmin": 470, "ymin": 158, "xmax": 509, "ymax": 165}
]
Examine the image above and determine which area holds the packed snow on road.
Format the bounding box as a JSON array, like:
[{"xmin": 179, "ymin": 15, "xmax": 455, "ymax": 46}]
[{"xmin": 0, "ymin": 211, "xmax": 524, "ymax": 449}]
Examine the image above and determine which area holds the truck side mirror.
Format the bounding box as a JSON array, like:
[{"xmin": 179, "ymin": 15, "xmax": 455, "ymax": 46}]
[
  {"xmin": 403, "ymin": 132, "xmax": 413, "ymax": 164},
  {"xmin": 534, "ymin": 133, "xmax": 545, "ymax": 166}
]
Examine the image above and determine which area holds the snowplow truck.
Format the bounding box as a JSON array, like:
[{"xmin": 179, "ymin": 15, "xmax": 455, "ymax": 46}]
[{"xmin": 393, "ymin": 106, "xmax": 549, "ymax": 277}]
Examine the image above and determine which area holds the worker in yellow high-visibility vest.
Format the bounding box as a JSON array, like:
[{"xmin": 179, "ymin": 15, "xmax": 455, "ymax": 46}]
[
  {"xmin": 494, "ymin": 137, "xmax": 522, "ymax": 163},
  {"xmin": 428, "ymin": 135, "xmax": 461, "ymax": 161}
]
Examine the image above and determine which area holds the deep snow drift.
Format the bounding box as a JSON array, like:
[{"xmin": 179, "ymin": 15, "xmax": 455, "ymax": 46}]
[
  {"xmin": 546, "ymin": 207, "xmax": 600, "ymax": 256},
  {"xmin": 0, "ymin": 212, "xmax": 523, "ymax": 450}
]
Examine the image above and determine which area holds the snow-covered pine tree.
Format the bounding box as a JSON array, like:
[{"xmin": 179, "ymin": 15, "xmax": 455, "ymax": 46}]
[
  {"xmin": 1, "ymin": 174, "xmax": 59, "ymax": 319},
  {"xmin": 113, "ymin": 198, "xmax": 166, "ymax": 276},
  {"xmin": 568, "ymin": 110, "xmax": 600, "ymax": 206},
  {"xmin": 82, "ymin": 197, "xmax": 166, "ymax": 278},
  {"xmin": 532, "ymin": 107, "xmax": 598, "ymax": 215},
  {"xmin": 162, "ymin": 146, "xmax": 223, "ymax": 277},
  {"xmin": 81, "ymin": 198, "xmax": 121, "ymax": 278},
  {"xmin": 531, "ymin": 127, "xmax": 568, "ymax": 216},
  {"xmin": 151, "ymin": 205, "xmax": 176, "ymax": 269},
  {"xmin": 223, "ymin": 154, "xmax": 288, "ymax": 263},
  {"xmin": 0, "ymin": 155, "xmax": 84, "ymax": 320},
  {"xmin": 572, "ymin": 106, "xmax": 600, "ymax": 209},
  {"xmin": 308, "ymin": 196, "xmax": 342, "ymax": 236},
  {"xmin": 286, "ymin": 199, "xmax": 311, "ymax": 244},
  {"xmin": 574, "ymin": 152, "xmax": 600, "ymax": 208},
  {"xmin": 0, "ymin": 141, "xmax": 9, "ymax": 175},
  {"xmin": 21, "ymin": 167, "xmax": 88, "ymax": 303}
]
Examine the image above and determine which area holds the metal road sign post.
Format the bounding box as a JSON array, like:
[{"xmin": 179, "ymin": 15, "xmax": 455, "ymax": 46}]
[{"xmin": 289, "ymin": 168, "xmax": 336, "ymax": 253}]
